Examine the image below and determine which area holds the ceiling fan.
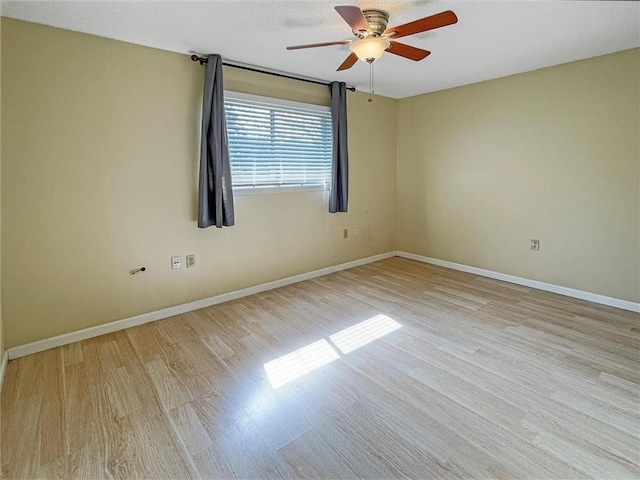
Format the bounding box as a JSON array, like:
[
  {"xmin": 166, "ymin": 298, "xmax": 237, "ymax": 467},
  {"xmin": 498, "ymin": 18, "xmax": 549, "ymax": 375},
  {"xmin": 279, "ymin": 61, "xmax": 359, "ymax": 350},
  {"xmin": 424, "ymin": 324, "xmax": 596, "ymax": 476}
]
[{"xmin": 286, "ymin": 5, "xmax": 458, "ymax": 71}]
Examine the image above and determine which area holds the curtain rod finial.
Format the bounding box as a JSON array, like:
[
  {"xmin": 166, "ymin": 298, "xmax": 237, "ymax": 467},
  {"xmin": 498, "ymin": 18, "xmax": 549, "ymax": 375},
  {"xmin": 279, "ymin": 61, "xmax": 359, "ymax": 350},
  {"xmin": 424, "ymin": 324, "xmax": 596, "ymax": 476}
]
[{"xmin": 191, "ymin": 55, "xmax": 208, "ymax": 65}]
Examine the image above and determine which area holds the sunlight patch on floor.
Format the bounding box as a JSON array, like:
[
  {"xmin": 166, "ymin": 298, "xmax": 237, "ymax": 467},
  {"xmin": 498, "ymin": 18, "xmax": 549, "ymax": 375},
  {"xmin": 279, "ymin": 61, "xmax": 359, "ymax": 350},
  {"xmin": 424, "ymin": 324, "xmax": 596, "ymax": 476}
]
[
  {"xmin": 264, "ymin": 314, "xmax": 402, "ymax": 389},
  {"xmin": 264, "ymin": 339, "xmax": 340, "ymax": 388},
  {"xmin": 330, "ymin": 314, "xmax": 402, "ymax": 354}
]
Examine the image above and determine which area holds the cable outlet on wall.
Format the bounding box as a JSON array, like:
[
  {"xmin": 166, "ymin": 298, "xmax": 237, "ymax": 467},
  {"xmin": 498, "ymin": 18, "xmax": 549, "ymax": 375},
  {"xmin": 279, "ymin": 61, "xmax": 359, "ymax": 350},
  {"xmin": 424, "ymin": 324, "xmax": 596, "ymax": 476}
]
[
  {"xmin": 530, "ymin": 239, "xmax": 540, "ymax": 251},
  {"xmin": 171, "ymin": 256, "xmax": 181, "ymax": 269},
  {"xmin": 186, "ymin": 254, "xmax": 196, "ymax": 268}
]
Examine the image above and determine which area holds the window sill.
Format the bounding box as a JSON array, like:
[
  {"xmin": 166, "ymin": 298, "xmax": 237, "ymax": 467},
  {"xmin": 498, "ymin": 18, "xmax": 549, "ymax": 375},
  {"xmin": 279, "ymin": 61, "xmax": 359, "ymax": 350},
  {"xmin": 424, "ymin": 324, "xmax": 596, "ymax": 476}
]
[{"xmin": 233, "ymin": 185, "xmax": 328, "ymax": 196}]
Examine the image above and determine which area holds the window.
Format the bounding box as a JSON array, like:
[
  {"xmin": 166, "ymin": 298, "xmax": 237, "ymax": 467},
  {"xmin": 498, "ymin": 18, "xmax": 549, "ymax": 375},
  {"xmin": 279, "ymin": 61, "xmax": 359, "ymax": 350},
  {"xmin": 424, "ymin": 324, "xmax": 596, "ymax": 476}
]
[{"xmin": 224, "ymin": 92, "xmax": 332, "ymax": 193}]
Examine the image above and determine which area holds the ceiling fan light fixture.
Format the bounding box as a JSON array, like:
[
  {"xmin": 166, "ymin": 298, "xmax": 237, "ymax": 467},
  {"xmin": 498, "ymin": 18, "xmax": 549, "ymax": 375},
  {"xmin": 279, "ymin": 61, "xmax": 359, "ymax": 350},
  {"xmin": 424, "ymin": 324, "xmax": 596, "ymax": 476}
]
[{"xmin": 349, "ymin": 36, "xmax": 390, "ymax": 62}]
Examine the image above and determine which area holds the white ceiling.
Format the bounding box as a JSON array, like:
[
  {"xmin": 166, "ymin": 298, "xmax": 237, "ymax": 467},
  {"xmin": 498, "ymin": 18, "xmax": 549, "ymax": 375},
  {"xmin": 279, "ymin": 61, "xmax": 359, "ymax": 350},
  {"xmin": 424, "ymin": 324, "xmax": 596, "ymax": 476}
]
[{"xmin": 2, "ymin": 1, "xmax": 639, "ymax": 98}]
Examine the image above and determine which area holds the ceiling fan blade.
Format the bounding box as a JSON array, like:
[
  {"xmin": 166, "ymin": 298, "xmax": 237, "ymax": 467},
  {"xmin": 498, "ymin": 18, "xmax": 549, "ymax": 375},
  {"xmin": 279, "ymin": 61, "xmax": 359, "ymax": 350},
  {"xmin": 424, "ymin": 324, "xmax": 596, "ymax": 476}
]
[
  {"xmin": 337, "ymin": 53, "xmax": 358, "ymax": 71},
  {"xmin": 386, "ymin": 41, "xmax": 431, "ymax": 61},
  {"xmin": 335, "ymin": 5, "xmax": 371, "ymax": 35},
  {"xmin": 384, "ymin": 10, "xmax": 458, "ymax": 39},
  {"xmin": 287, "ymin": 40, "xmax": 351, "ymax": 50}
]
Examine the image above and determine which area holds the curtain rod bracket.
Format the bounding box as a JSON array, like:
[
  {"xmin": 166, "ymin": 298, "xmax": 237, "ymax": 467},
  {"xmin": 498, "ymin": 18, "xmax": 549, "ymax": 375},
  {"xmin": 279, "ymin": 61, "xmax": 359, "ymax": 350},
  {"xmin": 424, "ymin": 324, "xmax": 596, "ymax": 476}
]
[{"xmin": 190, "ymin": 54, "xmax": 356, "ymax": 92}]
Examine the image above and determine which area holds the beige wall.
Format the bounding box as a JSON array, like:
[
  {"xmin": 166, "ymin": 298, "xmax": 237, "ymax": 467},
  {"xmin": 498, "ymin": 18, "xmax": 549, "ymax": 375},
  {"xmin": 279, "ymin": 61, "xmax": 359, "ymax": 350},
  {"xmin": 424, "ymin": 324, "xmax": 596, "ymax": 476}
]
[
  {"xmin": 1, "ymin": 18, "xmax": 637, "ymax": 349},
  {"xmin": 1, "ymin": 18, "xmax": 397, "ymax": 347},
  {"xmin": 397, "ymin": 49, "xmax": 640, "ymax": 302}
]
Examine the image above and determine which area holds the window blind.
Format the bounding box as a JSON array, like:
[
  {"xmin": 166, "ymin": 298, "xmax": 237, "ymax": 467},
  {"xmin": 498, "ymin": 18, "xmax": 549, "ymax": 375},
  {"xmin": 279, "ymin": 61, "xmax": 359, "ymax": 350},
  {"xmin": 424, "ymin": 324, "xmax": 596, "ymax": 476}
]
[{"xmin": 224, "ymin": 93, "xmax": 332, "ymax": 189}]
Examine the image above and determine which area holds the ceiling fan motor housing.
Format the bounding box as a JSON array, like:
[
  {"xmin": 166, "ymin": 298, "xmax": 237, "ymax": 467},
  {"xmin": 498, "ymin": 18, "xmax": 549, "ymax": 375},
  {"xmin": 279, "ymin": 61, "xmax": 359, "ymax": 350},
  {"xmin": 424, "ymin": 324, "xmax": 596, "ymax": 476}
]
[{"xmin": 361, "ymin": 9, "xmax": 389, "ymax": 37}]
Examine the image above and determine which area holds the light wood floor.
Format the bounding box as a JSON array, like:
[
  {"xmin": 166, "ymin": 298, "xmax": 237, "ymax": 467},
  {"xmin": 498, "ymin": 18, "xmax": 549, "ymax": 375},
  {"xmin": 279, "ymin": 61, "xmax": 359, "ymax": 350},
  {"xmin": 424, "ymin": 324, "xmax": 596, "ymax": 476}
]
[{"xmin": 2, "ymin": 257, "xmax": 639, "ymax": 479}]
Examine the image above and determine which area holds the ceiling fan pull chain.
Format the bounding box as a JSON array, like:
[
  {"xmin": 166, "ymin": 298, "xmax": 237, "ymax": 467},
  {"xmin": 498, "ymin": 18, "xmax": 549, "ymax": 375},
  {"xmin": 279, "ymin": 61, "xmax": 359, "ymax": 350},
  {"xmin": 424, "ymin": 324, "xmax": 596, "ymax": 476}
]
[
  {"xmin": 368, "ymin": 60, "xmax": 374, "ymax": 103},
  {"xmin": 372, "ymin": 61, "xmax": 375, "ymax": 96}
]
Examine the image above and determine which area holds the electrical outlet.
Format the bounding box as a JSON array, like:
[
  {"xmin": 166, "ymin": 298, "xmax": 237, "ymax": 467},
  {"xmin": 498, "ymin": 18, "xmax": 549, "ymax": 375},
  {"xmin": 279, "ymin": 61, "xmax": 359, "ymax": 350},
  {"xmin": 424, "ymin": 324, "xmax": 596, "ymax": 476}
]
[
  {"xmin": 186, "ymin": 254, "xmax": 196, "ymax": 268},
  {"xmin": 531, "ymin": 239, "xmax": 540, "ymax": 251},
  {"xmin": 171, "ymin": 256, "xmax": 181, "ymax": 269},
  {"xmin": 343, "ymin": 229, "xmax": 348, "ymax": 239}
]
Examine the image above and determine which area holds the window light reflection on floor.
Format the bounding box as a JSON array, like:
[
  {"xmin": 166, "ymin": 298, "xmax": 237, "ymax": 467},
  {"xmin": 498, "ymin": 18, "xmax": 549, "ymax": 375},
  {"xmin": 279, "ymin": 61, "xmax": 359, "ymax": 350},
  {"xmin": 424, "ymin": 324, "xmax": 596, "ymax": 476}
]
[
  {"xmin": 330, "ymin": 314, "xmax": 402, "ymax": 354},
  {"xmin": 264, "ymin": 339, "xmax": 339, "ymax": 389},
  {"xmin": 263, "ymin": 314, "xmax": 402, "ymax": 389}
]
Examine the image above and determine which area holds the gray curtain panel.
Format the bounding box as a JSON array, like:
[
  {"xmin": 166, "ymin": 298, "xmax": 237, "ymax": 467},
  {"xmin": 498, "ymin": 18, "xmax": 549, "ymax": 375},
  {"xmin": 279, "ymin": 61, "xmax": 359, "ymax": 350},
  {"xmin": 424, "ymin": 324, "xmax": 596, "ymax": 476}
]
[
  {"xmin": 329, "ymin": 81, "xmax": 349, "ymax": 213},
  {"xmin": 198, "ymin": 54, "xmax": 235, "ymax": 228}
]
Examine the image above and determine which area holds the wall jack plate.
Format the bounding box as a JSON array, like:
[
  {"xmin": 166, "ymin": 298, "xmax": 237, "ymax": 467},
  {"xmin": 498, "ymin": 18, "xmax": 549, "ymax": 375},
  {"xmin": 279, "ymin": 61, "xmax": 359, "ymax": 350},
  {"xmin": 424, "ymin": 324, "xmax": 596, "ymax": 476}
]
[
  {"xmin": 531, "ymin": 239, "xmax": 540, "ymax": 251},
  {"xmin": 171, "ymin": 256, "xmax": 181, "ymax": 269}
]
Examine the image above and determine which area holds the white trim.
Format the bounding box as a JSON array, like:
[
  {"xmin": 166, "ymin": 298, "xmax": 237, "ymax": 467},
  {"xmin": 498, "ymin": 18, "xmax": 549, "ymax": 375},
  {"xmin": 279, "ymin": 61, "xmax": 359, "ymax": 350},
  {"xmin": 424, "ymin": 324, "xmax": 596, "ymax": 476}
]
[
  {"xmin": 7, "ymin": 252, "xmax": 396, "ymax": 360},
  {"xmin": 0, "ymin": 350, "xmax": 8, "ymax": 394},
  {"xmin": 10, "ymin": 249, "xmax": 637, "ymax": 360},
  {"xmin": 397, "ymin": 251, "xmax": 640, "ymax": 313}
]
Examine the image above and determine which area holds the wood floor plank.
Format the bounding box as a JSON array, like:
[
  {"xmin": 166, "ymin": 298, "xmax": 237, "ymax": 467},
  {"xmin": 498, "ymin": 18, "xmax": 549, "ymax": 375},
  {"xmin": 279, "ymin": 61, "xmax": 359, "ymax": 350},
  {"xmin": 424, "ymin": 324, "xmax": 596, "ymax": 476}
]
[
  {"xmin": 1, "ymin": 257, "xmax": 639, "ymax": 479},
  {"xmin": 190, "ymin": 393, "xmax": 298, "ymax": 479},
  {"xmin": 487, "ymin": 438, "xmax": 590, "ymax": 480},
  {"xmin": 1, "ymin": 393, "xmax": 42, "ymax": 479},
  {"xmin": 277, "ymin": 428, "xmax": 362, "ymax": 479},
  {"xmin": 533, "ymin": 428, "xmax": 638, "ymax": 479},
  {"xmin": 37, "ymin": 348, "xmax": 66, "ymax": 466},
  {"xmin": 62, "ymin": 362, "xmax": 94, "ymax": 456},
  {"xmin": 62, "ymin": 342, "xmax": 83, "ymax": 367},
  {"xmin": 168, "ymin": 402, "xmax": 214, "ymax": 456},
  {"xmin": 522, "ymin": 396, "xmax": 640, "ymax": 466},
  {"xmin": 127, "ymin": 412, "xmax": 199, "ymax": 479},
  {"xmin": 144, "ymin": 358, "xmax": 191, "ymax": 411}
]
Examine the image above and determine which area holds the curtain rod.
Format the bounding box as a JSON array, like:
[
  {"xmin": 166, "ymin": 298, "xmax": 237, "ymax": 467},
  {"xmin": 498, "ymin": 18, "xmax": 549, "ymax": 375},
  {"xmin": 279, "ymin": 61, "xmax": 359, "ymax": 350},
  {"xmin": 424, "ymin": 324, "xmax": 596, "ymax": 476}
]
[{"xmin": 190, "ymin": 55, "xmax": 356, "ymax": 92}]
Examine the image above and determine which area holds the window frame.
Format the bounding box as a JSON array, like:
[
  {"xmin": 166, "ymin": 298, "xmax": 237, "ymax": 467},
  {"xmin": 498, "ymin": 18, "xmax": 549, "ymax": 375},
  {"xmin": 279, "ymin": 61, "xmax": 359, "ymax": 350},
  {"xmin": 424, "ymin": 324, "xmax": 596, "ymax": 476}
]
[{"xmin": 224, "ymin": 91, "xmax": 332, "ymax": 196}]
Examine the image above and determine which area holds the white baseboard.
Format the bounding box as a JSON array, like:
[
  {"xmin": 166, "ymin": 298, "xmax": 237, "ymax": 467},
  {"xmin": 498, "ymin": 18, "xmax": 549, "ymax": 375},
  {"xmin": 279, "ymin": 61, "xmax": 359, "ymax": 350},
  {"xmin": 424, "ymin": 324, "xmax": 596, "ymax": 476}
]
[
  {"xmin": 7, "ymin": 251, "xmax": 397, "ymax": 360},
  {"xmin": 0, "ymin": 350, "xmax": 8, "ymax": 394},
  {"xmin": 397, "ymin": 251, "xmax": 640, "ymax": 313},
  {"xmin": 8, "ymin": 249, "xmax": 637, "ymax": 360}
]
